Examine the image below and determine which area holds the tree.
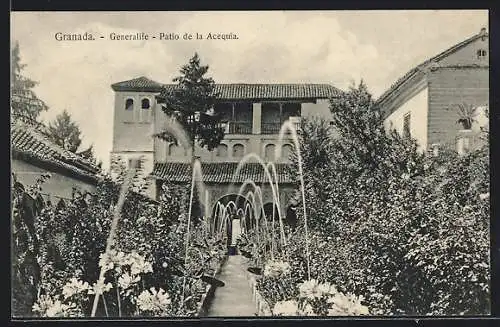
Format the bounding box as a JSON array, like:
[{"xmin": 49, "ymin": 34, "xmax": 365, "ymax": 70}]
[
  {"xmin": 156, "ymin": 53, "xmax": 225, "ymax": 155},
  {"xmin": 77, "ymin": 145, "xmax": 103, "ymax": 169},
  {"xmin": 11, "ymin": 41, "xmax": 48, "ymax": 122},
  {"xmin": 292, "ymin": 80, "xmax": 489, "ymax": 315},
  {"xmin": 47, "ymin": 110, "xmax": 82, "ymax": 153}
]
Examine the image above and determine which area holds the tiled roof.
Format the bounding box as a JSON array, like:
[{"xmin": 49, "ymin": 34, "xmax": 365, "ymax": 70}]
[
  {"xmin": 151, "ymin": 162, "xmax": 295, "ymax": 184},
  {"xmin": 11, "ymin": 120, "xmax": 101, "ymax": 182},
  {"xmin": 376, "ymin": 28, "xmax": 489, "ymax": 108},
  {"xmin": 112, "ymin": 77, "xmax": 340, "ymax": 100},
  {"xmin": 111, "ymin": 76, "xmax": 164, "ymax": 92}
]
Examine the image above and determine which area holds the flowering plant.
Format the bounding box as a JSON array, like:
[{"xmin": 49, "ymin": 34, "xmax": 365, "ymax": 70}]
[
  {"xmin": 31, "ymin": 250, "xmax": 173, "ymax": 317},
  {"xmin": 136, "ymin": 287, "xmax": 172, "ymax": 316},
  {"xmin": 272, "ymin": 280, "xmax": 369, "ymax": 316},
  {"xmin": 263, "ymin": 260, "xmax": 291, "ymax": 278}
]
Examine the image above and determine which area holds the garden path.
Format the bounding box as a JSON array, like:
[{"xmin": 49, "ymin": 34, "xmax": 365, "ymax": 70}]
[{"xmin": 206, "ymin": 255, "xmax": 257, "ymax": 316}]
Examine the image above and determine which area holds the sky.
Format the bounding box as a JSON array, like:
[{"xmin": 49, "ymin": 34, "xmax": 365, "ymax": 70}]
[{"xmin": 11, "ymin": 10, "xmax": 488, "ymax": 170}]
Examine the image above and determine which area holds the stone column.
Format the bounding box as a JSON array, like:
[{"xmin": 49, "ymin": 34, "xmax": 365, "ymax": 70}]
[{"xmin": 252, "ymin": 103, "xmax": 261, "ymax": 134}]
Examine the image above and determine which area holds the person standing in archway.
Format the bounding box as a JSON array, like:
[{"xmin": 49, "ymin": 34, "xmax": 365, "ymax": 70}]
[
  {"xmin": 230, "ymin": 213, "xmax": 242, "ymax": 255},
  {"xmin": 226, "ymin": 213, "xmax": 234, "ymax": 255}
]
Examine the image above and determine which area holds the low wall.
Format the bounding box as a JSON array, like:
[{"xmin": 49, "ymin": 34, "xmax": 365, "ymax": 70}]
[
  {"xmin": 244, "ymin": 265, "xmax": 272, "ymax": 316},
  {"xmin": 196, "ymin": 255, "xmax": 228, "ymax": 317}
]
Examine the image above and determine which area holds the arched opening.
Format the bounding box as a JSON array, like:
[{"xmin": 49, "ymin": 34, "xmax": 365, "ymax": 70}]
[
  {"xmin": 232, "ymin": 144, "xmax": 245, "ymax": 158},
  {"xmin": 211, "ymin": 193, "xmax": 254, "ymax": 255},
  {"xmin": 216, "ymin": 144, "xmax": 228, "ymax": 157},
  {"xmin": 141, "ymin": 98, "xmax": 150, "ymax": 109},
  {"xmin": 168, "ymin": 143, "xmax": 185, "ymax": 157},
  {"xmin": 125, "ymin": 98, "xmax": 134, "ymax": 110},
  {"xmin": 264, "ymin": 144, "xmax": 276, "ymax": 161}
]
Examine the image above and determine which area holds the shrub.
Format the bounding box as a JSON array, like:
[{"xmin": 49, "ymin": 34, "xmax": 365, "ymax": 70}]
[
  {"xmin": 286, "ymin": 81, "xmax": 490, "ymax": 315},
  {"xmin": 14, "ymin": 168, "xmax": 227, "ymax": 317}
]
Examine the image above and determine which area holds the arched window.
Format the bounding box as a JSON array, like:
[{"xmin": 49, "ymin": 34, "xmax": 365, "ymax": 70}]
[
  {"xmin": 125, "ymin": 98, "xmax": 134, "ymax": 110},
  {"xmin": 264, "ymin": 144, "xmax": 276, "ymax": 161},
  {"xmin": 233, "ymin": 144, "xmax": 244, "ymax": 158},
  {"xmin": 168, "ymin": 143, "xmax": 185, "ymax": 157},
  {"xmin": 281, "ymin": 144, "xmax": 293, "ymax": 161},
  {"xmin": 216, "ymin": 144, "xmax": 228, "ymax": 157},
  {"xmin": 141, "ymin": 98, "xmax": 150, "ymax": 109}
]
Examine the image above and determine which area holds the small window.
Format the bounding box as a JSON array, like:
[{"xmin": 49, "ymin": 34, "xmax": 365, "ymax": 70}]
[
  {"xmin": 403, "ymin": 113, "xmax": 411, "ymax": 138},
  {"xmin": 141, "ymin": 98, "xmax": 150, "ymax": 109},
  {"xmin": 128, "ymin": 159, "xmax": 141, "ymax": 169},
  {"xmin": 125, "ymin": 98, "xmax": 134, "ymax": 110},
  {"xmin": 477, "ymin": 49, "xmax": 487, "ymax": 59},
  {"xmin": 233, "ymin": 144, "xmax": 245, "ymax": 158},
  {"xmin": 216, "ymin": 144, "xmax": 228, "ymax": 157}
]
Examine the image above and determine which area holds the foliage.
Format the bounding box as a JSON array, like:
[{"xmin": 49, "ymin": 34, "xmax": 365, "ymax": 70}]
[
  {"xmin": 285, "ymin": 81, "xmax": 490, "ymax": 315},
  {"xmin": 157, "ymin": 53, "xmax": 224, "ymax": 152},
  {"xmin": 13, "ymin": 165, "xmax": 227, "ymax": 317},
  {"xmin": 77, "ymin": 145, "xmax": 103, "ymax": 169},
  {"xmin": 11, "ymin": 172, "xmax": 48, "ymax": 317},
  {"xmin": 32, "ymin": 251, "xmax": 172, "ymax": 317},
  {"xmin": 271, "ymin": 279, "xmax": 369, "ymax": 316},
  {"xmin": 11, "ymin": 41, "xmax": 49, "ymax": 122},
  {"xmin": 47, "ymin": 109, "xmax": 82, "ymax": 153},
  {"xmin": 455, "ymin": 102, "xmax": 478, "ymax": 130}
]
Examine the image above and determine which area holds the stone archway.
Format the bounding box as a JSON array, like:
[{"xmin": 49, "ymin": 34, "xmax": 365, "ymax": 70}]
[{"xmin": 211, "ymin": 193, "xmax": 254, "ymax": 254}]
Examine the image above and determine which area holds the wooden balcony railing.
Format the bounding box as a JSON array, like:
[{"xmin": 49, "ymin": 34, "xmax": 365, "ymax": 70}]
[
  {"xmin": 226, "ymin": 121, "xmax": 252, "ymax": 134},
  {"xmin": 261, "ymin": 122, "xmax": 301, "ymax": 134}
]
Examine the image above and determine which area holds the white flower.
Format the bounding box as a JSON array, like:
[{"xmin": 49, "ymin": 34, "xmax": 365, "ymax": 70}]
[
  {"xmin": 263, "ymin": 260, "xmax": 291, "ymax": 278},
  {"xmin": 118, "ymin": 272, "xmax": 141, "ymax": 290},
  {"xmin": 272, "ymin": 300, "xmax": 298, "ymax": 316},
  {"xmin": 45, "ymin": 300, "xmax": 69, "ymax": 317},
  {"xmin": 62, "ymin": 277, "xmax": 91, "ymax": 299},
  {"xmin": 479, "ymin": 193, "xmax": 490, "ymax": 200},
  {"xmin": 317, "ymin": 282, "xmax": 332, "ymax": 295},
  {"xmin": 126, "ymin": 252, "xmax": 154, "ymax": 275},
  {"xmin": 298, "ymin": 279, "xmax": 322, "ymax": 299},
  {"xmin": 98, "ymin": 253, "xmax": 114, "ymax": 273},
  {"xmin": 327, "ymin": 284, "xmax": 338, "ymax": 295},
  {"xmin": 136, "ymin": 287, "xmax": 171, "ymax": 314},
  {"xmin": 90, "ymin": 279, "xmax": 113, "ymax": 295},
  {"xmin": 33, "ymin": 295, "xmax": 75, "ymax": 317},
  {"xmin": 327, "ymin": 292, "xmax": 370, "ymax": 316}
]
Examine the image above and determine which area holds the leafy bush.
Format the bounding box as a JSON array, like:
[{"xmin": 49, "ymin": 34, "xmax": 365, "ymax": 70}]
[
  {"xmin": 13, "ymin": 167, "xmax": 227, "ymax": 317},
  {"xmin": 285, "ymin": 81, "xmax": 490, "ymax": 315},
  {"xmin": 270, "ymin": 279, "xmax": 370, "ymax": 316}
]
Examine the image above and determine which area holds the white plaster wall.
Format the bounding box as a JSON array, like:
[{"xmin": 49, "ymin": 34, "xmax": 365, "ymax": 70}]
[
  {"xmin": 301, "ymin": 99, "xmax": 332, "ymax": 120},
  {"xmin": 384, "ymin": 86, "xmax": 429, "ymax": 151},
  {"xmin": 12, "ymin": 159, "xmax": 96, "ymax": 200}
]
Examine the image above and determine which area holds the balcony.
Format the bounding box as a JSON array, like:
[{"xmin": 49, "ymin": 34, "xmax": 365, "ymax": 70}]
[
  {"xmin": 262, "ymin": 118, "xmax": 301, "ymax": 134},
  {"xmin": 261, "ymin": 122, "xmax": 282, "ymax": 134},
  {"xmin": 224, "ymin": 121, "xmax": 252, "ymax": 134}
]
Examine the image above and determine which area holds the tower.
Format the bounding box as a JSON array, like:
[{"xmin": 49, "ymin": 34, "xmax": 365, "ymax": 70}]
[{"xmin": 110, "ymin": 76, "xmax": 164, "ymax": 197}]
